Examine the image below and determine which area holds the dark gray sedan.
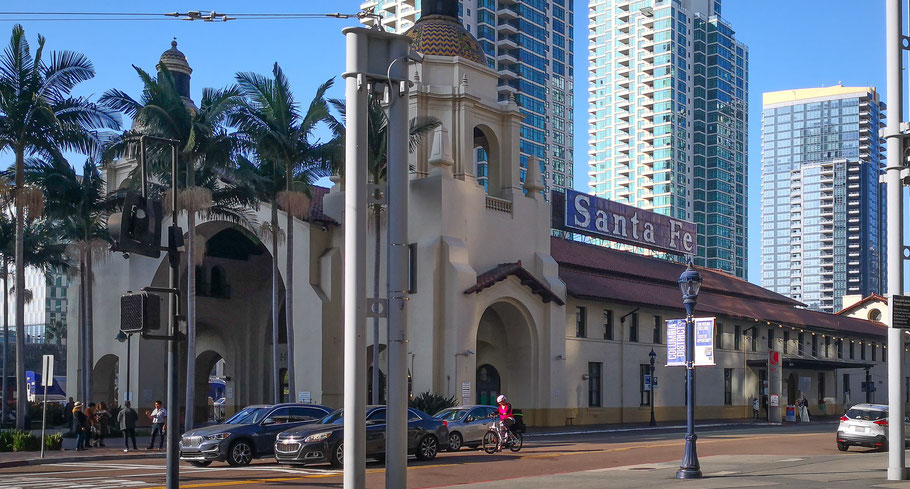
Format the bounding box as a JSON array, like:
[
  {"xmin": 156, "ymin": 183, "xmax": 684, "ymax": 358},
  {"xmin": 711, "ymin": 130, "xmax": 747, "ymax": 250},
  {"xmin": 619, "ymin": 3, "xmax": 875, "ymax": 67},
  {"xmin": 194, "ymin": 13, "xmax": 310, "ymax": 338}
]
[
  {"xmin": 179, "ymin": 403, "xmax": 332, "ymax": 466},
  {"xmin": 434, "ymin": 405, "xmax": 498, "ymax": 451},
  {"xmin": 274, "ymin": 406, "xmax": 448, "ymax": 467}
]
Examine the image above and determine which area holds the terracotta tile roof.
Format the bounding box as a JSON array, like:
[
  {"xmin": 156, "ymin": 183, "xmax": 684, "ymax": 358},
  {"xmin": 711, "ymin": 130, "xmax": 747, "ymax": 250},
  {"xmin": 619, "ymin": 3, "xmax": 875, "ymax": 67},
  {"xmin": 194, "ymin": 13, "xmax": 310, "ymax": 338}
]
[
  {"xmin": 552, "ymin": 237, "xmax": 888, "ymax": 339},
  {"xmin": 465, "ymin": 260, "xmax": 565, "ymax": 306},
  {"xmin": 836, "ymin": 294, "xmax": 888, "ymax": 315},
  {"xmin": 306, "ymin": 186, "xmax": 337, "ymax": 226}
]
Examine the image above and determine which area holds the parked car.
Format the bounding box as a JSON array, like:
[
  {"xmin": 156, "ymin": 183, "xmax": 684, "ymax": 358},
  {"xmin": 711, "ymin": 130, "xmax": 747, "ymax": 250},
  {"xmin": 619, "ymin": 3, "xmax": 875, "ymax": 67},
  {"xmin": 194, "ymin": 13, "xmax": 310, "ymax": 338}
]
[
  {"xmin": 836, "ymin": 403, "xmax": 910, "ymax": 451},
  {"xmin": 179, "ymin": 403, "xmax": 332, "ymax": 466},
  {"xmin": 434, "ymin": 405, "xmax": 498, "ymax": 451},
  {"xmin": 274, "ymin": 405, "xmax": 448, "ymax": 467}
]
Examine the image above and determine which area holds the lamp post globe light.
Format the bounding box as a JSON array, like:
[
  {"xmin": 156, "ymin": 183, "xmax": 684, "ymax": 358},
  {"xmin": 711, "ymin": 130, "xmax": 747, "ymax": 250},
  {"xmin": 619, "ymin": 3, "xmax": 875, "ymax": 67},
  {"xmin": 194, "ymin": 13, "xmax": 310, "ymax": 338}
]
[
  {"xmin": 649, "ymin": 348, "xmax": 656, "ymax": 427},
  {"xmin": 677, "ymin": 260, "xmax": 703, "ymax": 479}
]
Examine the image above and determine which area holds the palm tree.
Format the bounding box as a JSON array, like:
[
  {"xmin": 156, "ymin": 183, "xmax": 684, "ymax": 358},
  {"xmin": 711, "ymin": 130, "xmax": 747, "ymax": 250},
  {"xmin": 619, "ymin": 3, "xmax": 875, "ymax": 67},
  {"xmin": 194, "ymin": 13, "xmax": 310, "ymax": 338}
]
[
  {"xmin": 0, "ymin": 25, "xmax": 119, "ymax": 428},
  {"xmin": 0, "ymin": 171, "xmax": 67, "ymax": 423},
  {"xmin": 329, "ymin": 96, "xmax": 440, "ymax": 403},
  {"xmin": 26, "ymin": 156, "xmax": 109, "ymax": 405},
  {"xmin": 232, "ymin": 65, "xmax": 339, "ymax": 401},
  {"xmin": 101, "ymin": 66, "xmax": 255, "ymax": 430}
]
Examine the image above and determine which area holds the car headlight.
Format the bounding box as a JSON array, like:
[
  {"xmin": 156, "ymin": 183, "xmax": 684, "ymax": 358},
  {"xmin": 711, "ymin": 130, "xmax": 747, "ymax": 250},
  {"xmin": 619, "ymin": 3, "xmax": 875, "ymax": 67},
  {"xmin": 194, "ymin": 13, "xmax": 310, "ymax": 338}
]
[
  {"xmin": 303, "ymin": 432, "xmax": 332, "ymax": 443},
  {"xmin": 203, "ymin": 433, "xmax": 230, "ymax": 440}
]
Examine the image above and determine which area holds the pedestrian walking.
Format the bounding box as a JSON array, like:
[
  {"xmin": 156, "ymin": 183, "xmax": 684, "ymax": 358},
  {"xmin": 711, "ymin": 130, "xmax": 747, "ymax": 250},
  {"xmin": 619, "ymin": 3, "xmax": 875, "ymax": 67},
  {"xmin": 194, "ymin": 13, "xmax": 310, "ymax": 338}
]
[
  {"xmin": 72, "ymin": 402, "xmax": 87, "ymax": 451},
  {"xmin": 146, "ymin": 400, "xmax": 166, "ymax": 450},
  {"xmin": 95, "ymin": 402, "xmax": 110, "ymax": 447},
  {"xmin": 118, "ymin": 401, "xmax": 138, "ymax": 452},
  {"xmin": 63, "ymin": 397, "xmax": 74, "ymax": 433},
  {"xmin": 752, "ymin": 397, "xmax": 759, "ymax": 420},
  {"xmin": 85, "ymin": 402, "xmax": 96, "ymax": 448}
]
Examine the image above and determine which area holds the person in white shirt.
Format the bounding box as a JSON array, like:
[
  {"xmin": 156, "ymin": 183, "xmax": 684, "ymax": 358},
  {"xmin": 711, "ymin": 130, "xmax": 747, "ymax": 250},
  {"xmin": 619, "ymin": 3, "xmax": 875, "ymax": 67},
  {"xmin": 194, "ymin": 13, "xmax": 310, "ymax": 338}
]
[{"xmin": 146, "ymin": 400, "xmax": 167, "ymax": 450}]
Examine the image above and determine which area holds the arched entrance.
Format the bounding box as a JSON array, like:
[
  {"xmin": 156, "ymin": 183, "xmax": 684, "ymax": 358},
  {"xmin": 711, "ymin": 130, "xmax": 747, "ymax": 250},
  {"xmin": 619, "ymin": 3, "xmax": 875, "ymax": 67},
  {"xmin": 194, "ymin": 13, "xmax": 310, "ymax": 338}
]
[
  {"xmin": 474, "ymin": 300, "xmax": 537, "ymax": 409},
  {"xmin": 195, "ymin": 350, "xmax": 225, "ymax": 424},
  {"xmin": 476, "ymin": 364, "xmax": 500, "ymax": 405},
  {"xmin": 91, "ymin": 354, "xmax": 119, "ymax": 407}
]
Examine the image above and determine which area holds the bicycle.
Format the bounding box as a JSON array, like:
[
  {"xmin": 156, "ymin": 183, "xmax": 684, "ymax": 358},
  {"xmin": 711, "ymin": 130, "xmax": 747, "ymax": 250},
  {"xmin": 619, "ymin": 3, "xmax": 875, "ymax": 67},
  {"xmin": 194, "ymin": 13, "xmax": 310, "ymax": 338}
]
[{"xmin": 482, "ymin": 419, "xmax": 523, "ymax": 454}]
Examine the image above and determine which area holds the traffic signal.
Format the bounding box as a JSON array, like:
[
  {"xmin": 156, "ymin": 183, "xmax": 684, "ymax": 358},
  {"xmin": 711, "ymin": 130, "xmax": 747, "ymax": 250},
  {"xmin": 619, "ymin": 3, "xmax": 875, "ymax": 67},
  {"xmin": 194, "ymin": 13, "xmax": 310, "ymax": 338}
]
[
  {"xmin": 109, "ymin": 191, "xmax": 163, "ymax": 258},
  {"xmin": 120, "ymin": 291, "xmax": 161, "ymax": 334}
]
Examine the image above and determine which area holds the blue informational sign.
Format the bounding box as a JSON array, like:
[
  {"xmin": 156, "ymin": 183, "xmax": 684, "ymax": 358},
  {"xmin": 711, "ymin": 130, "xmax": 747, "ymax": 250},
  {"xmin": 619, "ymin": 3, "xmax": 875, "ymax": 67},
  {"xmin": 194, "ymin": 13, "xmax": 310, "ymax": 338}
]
[{"xmin": 666, "ymin": 318, "xmax": 716, "ymax": 367}]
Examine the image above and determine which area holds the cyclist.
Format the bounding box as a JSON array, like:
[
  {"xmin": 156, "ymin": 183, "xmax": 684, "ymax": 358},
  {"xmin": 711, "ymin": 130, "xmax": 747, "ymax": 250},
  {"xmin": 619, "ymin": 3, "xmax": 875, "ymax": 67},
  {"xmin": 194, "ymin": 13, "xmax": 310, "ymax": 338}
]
[{"xmin": 495, "ymin": 394, "xmax": 515, "ymax": 450}]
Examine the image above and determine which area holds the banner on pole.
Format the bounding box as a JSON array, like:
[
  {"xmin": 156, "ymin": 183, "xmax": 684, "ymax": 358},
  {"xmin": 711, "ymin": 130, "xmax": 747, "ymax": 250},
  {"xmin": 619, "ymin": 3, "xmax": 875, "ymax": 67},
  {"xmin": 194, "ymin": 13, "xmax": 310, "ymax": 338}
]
[{"xmin": 666, "ymin": 317, "xmax": 715, "ymax": 367}]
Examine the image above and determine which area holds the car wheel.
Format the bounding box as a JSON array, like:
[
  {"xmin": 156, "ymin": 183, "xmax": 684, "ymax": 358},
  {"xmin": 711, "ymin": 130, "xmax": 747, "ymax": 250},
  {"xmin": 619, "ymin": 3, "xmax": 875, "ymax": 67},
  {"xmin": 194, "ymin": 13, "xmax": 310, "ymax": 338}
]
[
  {"xmin": 188, "ymin": 460, "xmax": 212, "ymax": 467},
  {"xmin": 836, "ymin": 442, "xmax": 848, "ymax": 452},
  {"xmin": 227, "ymin": 440, "xmax": 253, "ymax": 467},
  {"xmin": 415, "ymin": 435, "xmax": 439, "ymax": 461},
  {"xmin": 329, "ymin": 441, "xmax": 344, "ymax": 468},
  {"xmin": 448, "ymin": 432, "xmax": 463, "ymax": 451}
]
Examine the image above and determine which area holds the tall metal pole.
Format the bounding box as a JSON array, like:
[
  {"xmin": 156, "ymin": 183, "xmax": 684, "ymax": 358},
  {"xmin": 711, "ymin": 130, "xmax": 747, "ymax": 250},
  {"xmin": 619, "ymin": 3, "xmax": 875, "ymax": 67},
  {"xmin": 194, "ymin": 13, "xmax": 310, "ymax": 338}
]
[
  {"xmin": 386, "ymin": 36, "xmax": 411, "ymax": 487},
  {"xmin": 126, "ymin": 334, "xmax": 131, "ymax": 403},
  {"xmin": 342, "ymin": 27, "xmax": 369, "ymax": 489},
  {"xmin": 649, "ymin": 350, "xmax": 656, "ymax": 427},
  {"xmin": 677, "ymin": 299, "xmax": 701, "ymax": 479},
  {"xmin": 166, "ymin": 144, "xmax": 180, "ymax": 489},
  {"xmin": 886, "ymin": 0, "xmax": 907, "ymax": 480}
]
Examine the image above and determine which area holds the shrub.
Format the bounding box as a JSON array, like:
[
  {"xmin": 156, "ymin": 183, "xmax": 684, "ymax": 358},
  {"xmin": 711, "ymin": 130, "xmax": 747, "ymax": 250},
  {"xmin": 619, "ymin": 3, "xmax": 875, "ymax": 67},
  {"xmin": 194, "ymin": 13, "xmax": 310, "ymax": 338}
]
[
  {"xmin": 408, "ymin": 391, "xmax": 456, "ymax": 416},
  {"xmin": 43, "ymin": 432, "xmax": 63, "ymax": 451},
  {"xmin": 0, "ymin": 431, "xmax": 13, "ymax": 452},
  {"xmin": 10, "ymin": 430, "xmax": 39, "ymax": 452}
]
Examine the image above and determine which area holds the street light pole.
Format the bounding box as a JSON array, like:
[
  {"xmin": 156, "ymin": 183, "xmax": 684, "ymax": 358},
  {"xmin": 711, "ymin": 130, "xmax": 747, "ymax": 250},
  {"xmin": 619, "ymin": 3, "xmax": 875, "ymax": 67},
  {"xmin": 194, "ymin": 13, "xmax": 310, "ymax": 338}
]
[
  {"xmin": 116, "ymin": 332, "xmax": 131, "ymax": 403},
  {"xmin": 649, "ymin": 349, "xmax": 656, "ymax": 427},
  {"xmin": 677, "ymin": 261, "xmax": 703, "ymax": 480}
]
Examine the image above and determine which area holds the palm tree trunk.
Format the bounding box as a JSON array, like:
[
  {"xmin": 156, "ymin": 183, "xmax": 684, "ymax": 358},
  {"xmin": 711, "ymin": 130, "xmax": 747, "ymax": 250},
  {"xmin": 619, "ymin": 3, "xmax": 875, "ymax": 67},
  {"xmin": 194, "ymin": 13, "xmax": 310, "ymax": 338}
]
[
  {"xmin": 14, "ymin": 147, "xmax": 26, "ymax": 430},
  {"xmin": 284, "ymin": 195, "xmax": 296, "ymax": 401},
  {"xmin": 271, "ymin": 203, "xmax": 280, "ymax": 404},
  {"xmin": 1, "ymin": 262, "xmax": 8, "ymax": 424},
  {"xmin": 85, "ymin": 248, "xmax": 94, "ymax": 404},
  {"xmin": 185, "ymin": 210, "xmax": 197, "ymax": 431},
  {"xmin": 371, "ymin": 204, "xmax": 381, "ymax": 404}
]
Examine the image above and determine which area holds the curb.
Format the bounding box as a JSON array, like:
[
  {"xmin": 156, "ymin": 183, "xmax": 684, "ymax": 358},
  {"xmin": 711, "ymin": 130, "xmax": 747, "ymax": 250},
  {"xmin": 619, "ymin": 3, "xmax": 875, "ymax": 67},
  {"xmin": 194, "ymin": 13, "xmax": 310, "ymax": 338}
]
[{"xmin": 0, "ymin": 451, "xmax": 166, "ymax": 469}]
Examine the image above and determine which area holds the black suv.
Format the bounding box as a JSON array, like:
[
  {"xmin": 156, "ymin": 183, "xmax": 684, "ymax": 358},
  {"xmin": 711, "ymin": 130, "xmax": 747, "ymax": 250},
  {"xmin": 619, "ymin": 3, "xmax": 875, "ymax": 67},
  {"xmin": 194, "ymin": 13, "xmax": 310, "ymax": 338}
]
[{"xmin": 179, "ymin": 403, "xmax": 332, "ymax": 466}]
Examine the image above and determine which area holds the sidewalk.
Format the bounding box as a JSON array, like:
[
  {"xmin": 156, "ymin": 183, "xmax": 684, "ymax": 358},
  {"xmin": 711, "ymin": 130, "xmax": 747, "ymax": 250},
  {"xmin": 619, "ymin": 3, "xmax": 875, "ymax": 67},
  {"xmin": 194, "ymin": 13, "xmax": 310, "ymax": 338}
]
[
  {"xmin": 442, "ymin": 452, "xmax": 910, "ymax": 488},
  {"xmin": 0, "ymin": 435, "xmax": 165, "ymax": 468},
  {"xmin": 524, "ymin": 416, "xmax": 838, "ymax": 437}
]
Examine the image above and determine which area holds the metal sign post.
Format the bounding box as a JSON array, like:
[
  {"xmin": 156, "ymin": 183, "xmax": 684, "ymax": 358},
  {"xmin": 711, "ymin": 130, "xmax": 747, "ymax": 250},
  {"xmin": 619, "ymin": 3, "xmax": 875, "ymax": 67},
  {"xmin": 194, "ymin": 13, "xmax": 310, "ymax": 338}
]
[{"xmin": 39, "ymin": 354, "xmax": 53, "ymax": 458}]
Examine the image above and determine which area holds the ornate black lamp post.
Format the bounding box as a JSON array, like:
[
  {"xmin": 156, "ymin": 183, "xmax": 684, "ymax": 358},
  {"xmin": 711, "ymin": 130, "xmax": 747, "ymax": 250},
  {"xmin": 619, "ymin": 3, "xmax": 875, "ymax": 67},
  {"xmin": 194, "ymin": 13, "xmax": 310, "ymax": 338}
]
[
  {"xmin": 676, "ymin": 261, "xmax": 703, "ymax": 479},
  {"xmin": 649, "ymin": 348, "xmax": 656, "ymax": 427}
]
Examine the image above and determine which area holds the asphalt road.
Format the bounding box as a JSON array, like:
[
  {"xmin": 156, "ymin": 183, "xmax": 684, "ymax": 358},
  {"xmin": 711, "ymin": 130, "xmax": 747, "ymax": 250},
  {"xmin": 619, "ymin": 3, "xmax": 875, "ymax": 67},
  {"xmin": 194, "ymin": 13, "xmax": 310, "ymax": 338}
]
[{"xmin": 0, "ymin": 422, "xmax": 852, "ymax": 488}]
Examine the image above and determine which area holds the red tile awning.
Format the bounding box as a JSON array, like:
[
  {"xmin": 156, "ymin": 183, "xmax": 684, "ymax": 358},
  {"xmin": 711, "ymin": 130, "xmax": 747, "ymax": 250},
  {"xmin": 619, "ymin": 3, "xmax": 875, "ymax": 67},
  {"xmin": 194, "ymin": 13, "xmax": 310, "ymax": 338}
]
[
  {"xmin": 465, "ymin": 260, "xmax": 565, "ymax": 306},
  {"xmin": 552, "ymin": 237, "xmax": 888, "ymax": 339}
]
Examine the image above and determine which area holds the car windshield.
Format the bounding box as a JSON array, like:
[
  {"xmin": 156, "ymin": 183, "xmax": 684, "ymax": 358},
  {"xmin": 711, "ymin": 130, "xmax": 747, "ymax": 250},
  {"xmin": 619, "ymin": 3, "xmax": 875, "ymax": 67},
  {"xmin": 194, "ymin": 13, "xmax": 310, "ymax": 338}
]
[
  {"xmin": 224, "ymin": 407, "xmax": 269, "ymax": 425},
  {"xmin": 435, "ymin": 409, "xmax": 468, "ymax": 421},
  {"xmin": 321, "ymin": 409, "xmax": 345, "ymax": 425},
  {"xmin": 845, "ymin": 408, "xmax": 887, "ymax": 421}
]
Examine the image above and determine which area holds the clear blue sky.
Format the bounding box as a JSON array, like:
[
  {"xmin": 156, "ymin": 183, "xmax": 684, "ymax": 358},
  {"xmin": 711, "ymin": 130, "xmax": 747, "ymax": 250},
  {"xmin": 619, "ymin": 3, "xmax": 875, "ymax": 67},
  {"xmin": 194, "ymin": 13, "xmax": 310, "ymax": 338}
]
[{"xmin": 0, "ymin": 1, "xmax": 891, "ymax": 285}]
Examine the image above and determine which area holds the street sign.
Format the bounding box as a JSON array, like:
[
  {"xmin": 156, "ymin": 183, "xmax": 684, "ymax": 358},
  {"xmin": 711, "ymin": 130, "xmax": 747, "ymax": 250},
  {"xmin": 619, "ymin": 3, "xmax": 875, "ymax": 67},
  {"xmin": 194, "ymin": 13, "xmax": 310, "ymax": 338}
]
[
  {"xmin": 643, "ymin": 375, "xmax": 652, "ymax": 391},
  {"xmin": 41, "ymin": 355, "xmax": 53, "ymax": 386},
  {"xmin": 892, "ymin": 294, "xmax": 910, "ymax": 328},
  {"xmin": 652, "ymin": 376, "xmax": 657, "ymax": 388},
  {"xmin": 861, "ymin": 382, "xmax": 876, "ymax": 393},
  {"xmin": 666, "ymin": 317, "xmax": 716, "ymax": 367}
]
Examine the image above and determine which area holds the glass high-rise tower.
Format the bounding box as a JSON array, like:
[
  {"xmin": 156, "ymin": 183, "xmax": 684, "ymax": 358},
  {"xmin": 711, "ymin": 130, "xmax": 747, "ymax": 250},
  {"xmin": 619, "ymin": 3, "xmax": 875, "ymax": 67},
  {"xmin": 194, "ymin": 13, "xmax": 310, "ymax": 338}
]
[
  {"xmin": 360, "ymin": 0, "xmax": 575, "ymax": 196},
  {"xmin": 588, "ymin": 0, "xmax": 749, "ymax": 278},
  {"xmin": 761, "ymin": 86, "xmax": 886, "ymax": 313}
]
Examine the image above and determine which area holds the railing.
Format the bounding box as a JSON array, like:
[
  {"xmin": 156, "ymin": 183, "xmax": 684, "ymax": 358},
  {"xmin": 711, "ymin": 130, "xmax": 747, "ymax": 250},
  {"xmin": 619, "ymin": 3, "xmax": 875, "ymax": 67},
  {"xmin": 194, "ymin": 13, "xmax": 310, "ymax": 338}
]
[{"xmin": 485, "ymin": 195, "xmax": 513, "ymax": 214}]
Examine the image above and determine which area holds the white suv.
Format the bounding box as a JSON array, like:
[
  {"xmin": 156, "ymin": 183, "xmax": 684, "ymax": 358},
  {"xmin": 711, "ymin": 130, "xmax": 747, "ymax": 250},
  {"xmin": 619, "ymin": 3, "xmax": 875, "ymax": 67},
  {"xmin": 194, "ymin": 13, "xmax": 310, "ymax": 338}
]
[{"xmin": 836, "ymin": 403, "xmax": 910, "ymax": 451}]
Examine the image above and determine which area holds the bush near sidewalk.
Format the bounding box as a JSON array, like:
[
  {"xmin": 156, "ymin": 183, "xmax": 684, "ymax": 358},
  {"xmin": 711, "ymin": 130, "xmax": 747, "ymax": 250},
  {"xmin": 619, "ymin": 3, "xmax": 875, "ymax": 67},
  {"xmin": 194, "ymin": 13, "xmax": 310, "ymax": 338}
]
[{"xmin": 0, "ymin": 430, "xmax": 63, "ymax": 451}]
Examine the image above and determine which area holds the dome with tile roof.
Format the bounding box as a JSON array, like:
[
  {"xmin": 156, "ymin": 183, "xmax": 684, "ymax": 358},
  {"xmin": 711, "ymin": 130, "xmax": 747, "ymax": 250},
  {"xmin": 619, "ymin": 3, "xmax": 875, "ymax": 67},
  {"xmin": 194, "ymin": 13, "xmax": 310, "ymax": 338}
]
[{"xmin": 405, "ymin": 1, "xmax": 487, "ymax": 66}]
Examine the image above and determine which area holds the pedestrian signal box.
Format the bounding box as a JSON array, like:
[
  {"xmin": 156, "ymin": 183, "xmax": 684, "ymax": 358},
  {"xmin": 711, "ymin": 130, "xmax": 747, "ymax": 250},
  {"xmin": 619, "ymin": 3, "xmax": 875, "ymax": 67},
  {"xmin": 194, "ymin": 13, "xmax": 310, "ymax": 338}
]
[{"xmin": 120, "ymin": 291, "xmax": 161, "ymax": 334}]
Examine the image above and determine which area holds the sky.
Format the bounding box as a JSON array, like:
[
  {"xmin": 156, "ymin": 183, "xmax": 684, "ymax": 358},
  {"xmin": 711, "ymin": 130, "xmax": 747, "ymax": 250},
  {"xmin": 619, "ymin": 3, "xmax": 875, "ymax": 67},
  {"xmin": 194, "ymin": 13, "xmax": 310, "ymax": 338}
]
[{"xmin": 0, "ymin": 1, "xmax": 894, "ymax": 286}]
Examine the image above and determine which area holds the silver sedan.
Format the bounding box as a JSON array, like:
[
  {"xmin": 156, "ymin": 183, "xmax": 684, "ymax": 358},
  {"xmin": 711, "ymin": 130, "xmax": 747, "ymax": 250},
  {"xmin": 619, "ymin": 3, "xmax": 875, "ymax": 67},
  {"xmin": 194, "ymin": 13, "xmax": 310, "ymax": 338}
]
[{"xmin": 434, "ymin": 405, "xmax": 498, "ymax": 451}]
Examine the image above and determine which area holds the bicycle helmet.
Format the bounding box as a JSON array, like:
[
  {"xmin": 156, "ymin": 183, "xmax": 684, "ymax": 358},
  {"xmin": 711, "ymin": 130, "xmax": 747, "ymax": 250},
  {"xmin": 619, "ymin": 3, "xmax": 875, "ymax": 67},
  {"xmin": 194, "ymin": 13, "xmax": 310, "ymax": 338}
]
[{"xmin": 497, "ymin": 395, "xmax": 507, "ymax": 403}]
